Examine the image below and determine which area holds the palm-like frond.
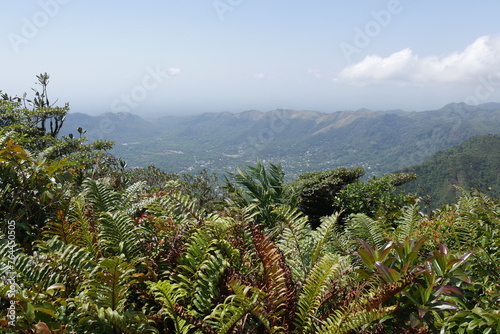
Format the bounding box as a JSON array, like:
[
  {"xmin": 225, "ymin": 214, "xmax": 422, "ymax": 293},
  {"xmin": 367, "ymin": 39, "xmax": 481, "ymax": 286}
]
[
  {"xmin": 42, "ymin": 209, "xmax": 84, "ymax": 246},
  {"xmin": 204, "ymin": 281, "xmax": 267, "ymax": 334},
  {"xmin": 68, "ymin": 194, "xmax": 102, "ymax": 258},
  {"xmin": 175, "ymin": 225, "xmax": 239, "ymax": 315},
  {"xmin": 82, "ymin": 256, "xmax": 135, "ymax": 311}
]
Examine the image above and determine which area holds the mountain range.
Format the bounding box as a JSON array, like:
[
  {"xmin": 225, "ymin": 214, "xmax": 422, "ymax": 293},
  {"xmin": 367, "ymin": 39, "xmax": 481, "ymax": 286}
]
[{"xmin": 62, "ymin": 102, "xmax": 500, "ymax": 178}]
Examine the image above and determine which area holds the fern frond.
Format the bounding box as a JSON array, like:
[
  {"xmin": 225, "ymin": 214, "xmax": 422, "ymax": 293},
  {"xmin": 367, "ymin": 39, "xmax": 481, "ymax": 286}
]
[
  {"xmin": 38, "ymin": 237, "xmax": 94, "ymax": 278},
  {"xmin": 82, "ymin": 178, "xmax": 121, "ymax": 213},
  {"xmin": 318, "ymin": 305, "xmax": 397, "ymax": 334},
  {"xmin": 175, "ymin": 226, "xmax": 239, "ymax": 315},
  {"xmin": 68, "ymin": 194, "xmax": 102, "ymax": 258},
  {"xmin": 204, "ymin": 281, "xmax": 267, "ymax": 334},
  {"xmin": 310, "ymin": 212, "xmax": 342, "ymax": 267},
  {"xmin": 148, "ymin": 280, "xmax": 195, "ymax": 334},
  {"xmin": 294, "ymin": 253, "xmax": 344, "ymax": 332},
  {"xmin": 346, "ymin": 214, "xmax": 387, "ymax": 248},
  {"xmin": 120, "ymin": 180, "xmax": 155, "ymax": 216},
  {"xmin": 274, "ymin": 205, "xmax": 312, "ymax": 281},
  {"xmin": 42, "ymin": 210, "xmax": 84, "ymax": 246},
  {"xmin": 394, "ymin": 203, "xmax": 424, "ymax": 241},
  {"xmin": 251, "ymin": 224, "xmax": 296, "ymax": 331},
  {"xmin": 97, "ymin": 308, "xmax": 159, "ymax": 334},
  {"xmin": 99, "ymin": 211, "xmax": 141, "ymax": 260},
  {"xmin": 83, "ymin": 256, "xmax": 135, "ymax": 311},
  {"xmin": 14, "ymin": 252, "xmax": 64, "ymax": 291}
]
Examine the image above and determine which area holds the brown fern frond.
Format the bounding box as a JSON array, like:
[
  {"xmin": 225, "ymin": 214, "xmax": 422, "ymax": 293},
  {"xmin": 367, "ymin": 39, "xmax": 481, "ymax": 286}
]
[{"xmin": 250, "ymin": 224, "xmax": 296, "ymax": 332}]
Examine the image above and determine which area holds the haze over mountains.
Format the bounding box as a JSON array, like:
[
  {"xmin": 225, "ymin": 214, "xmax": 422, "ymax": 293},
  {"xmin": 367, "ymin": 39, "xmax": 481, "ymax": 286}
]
[{"xmin": 63, "ymin": 102, "xmax": 500, "ymax": 178}]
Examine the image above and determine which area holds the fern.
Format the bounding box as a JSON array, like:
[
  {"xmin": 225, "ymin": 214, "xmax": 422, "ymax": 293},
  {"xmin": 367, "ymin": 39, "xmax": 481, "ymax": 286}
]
[
  {"xmin": 251, "ymin": 224, "xmax": 296, "ymax": 331},
  {"xmin": 346, "ymin": 214, "xmax": 387, "ymax": 248},
  {"xmin": 310, "ymin": 212, "xmax": 342, "ymax": 268},
  {"xmin": 68, "ymin": 194, "xmax": 102, "ymax": 258},
  {"xmin": 147, "ymin": 280, "xmax": 196, "ymax": 334},
  {"xmin": 83, "ymin": 178, "xmax": 121, "ymax": 213},
  {"xmin": 175, "ymin": 225, "xmax": 239, "ymax": 315},
  {"xmin": 81, "ymin": 256, "xmax": 135, "ymax": 311},
  {"xmin": 99, "ymin": 211, "xmax": 141, "ymax": 260},
  {"xmin": 318, "ymin": 305, "xmax": 397, "ymax": 334},
  {"xmin": 204, "ymin": 281, "xmax": 267, "ymax": 334},
  {"xmin": 394, "ymin": 203, "xmax": 424, "ymax": 241},
  {"xmin": 42, "ymin": 209, "xmax": 84, "ymax": 246},
  {"xmin": 118, "ymin": 180, "xmax": 158, "ymax": 217},
  {"xmin": 96, "ymin": 307, "xmax": 158, "ymax": 334},
  {"xmin": 274, "ymin": 206, "xmax": 312, "ymax": 281},
  {"xmin": 294, "ymin": 253, "xmax": 344, "ymax": 333}
]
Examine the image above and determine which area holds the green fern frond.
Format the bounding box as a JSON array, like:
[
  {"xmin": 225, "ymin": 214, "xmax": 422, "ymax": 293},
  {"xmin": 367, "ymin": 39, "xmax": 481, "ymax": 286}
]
[
  {"xmin": 175, "ymin": 226, "xmax": 239, "ymax": 315},
  {"xmin": 147, "ymin": 280, "xmax": 195, "ymax": 334},
  {"xmin": 99, "ymin": 211, "xmax": 141, "ymax": 260},
  {"xmin": 318, "ymin": 305, "xmax": 397, "ymax": 334},
  {"xmin": 310, "ymin": 212, "xmax": 342, "ymax": 267},
  {"xmin": 38, "ymin": 237, "xmax": 94, "ymax": 279},
  {"xmin": 346, "ymin": 214, "xmax": 387, "ymax": 248},
  {"xmin": 14, "ymin": 252, "xmax": 64, "ymax": 291},
  {"xmin": 82, "ymin": 256, "xmax": 135, "ymax": 311},
  {"xmin": 68, "ymin": 194, "xmax": 102, "ymax": 258},
  {"xmin": 394, "ymin": 203, "xmax": 424, "ymax": 241},
  {"xmin": 96, "ymin": 307, "xmax": 159, "ymax": 334},
  {"xmin": 274, "ymin": 206, "xmax": 311, "ymax": 281},
  {"xmin": 294, "ymin": 253, "xmax": 344, "ymax": 332},
  {"xmin": 204, "ymin": 281, "xmax": 267, "ymax": 333},
  {"xmin": 119, "ymin": 180, "xmax": 157, "ymax": 216},
  {"xmin": 82, "ymin": 178, "xmax": 121, "ymax": 213}
]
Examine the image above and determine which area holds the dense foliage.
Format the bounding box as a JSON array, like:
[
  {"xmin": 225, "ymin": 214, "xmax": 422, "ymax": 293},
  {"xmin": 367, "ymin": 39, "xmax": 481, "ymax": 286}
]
[
  {"xmin": 1, "ymin": 77, "xmax": 499, "ymax": 333},
  {"xmin": 401, "ymin": 134, "xmax": 500, "ymax": 208}
]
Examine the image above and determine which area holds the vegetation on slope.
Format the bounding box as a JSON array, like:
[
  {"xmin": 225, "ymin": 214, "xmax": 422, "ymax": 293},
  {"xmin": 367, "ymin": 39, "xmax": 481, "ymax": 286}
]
[{"xmin": 401, "ymin": 134, "xmax": 500, "ymax": 208}]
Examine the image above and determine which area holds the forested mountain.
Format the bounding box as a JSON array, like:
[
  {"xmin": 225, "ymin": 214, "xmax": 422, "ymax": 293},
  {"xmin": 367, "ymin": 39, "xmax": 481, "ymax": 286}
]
[
  {"xmin": 2, "ymin": 77, "xmax": 500, "ymax": 333},
  {"xmin": 64, "ymin": 102, "xmax": 500, "ymax": 176},
  {"xmin": 400, "ymin": 134, "xmax": 500, "ymax": 208}
]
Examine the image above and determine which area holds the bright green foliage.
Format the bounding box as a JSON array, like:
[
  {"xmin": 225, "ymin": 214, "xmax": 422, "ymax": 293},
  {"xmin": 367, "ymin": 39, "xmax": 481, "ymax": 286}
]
[
  {"xmin": 226, "ymin": 160, "xmax": 292, "ymax": 227},
  {"xmin": 333, "ymin": 173, "xmax": 417, "ymax": 224}
]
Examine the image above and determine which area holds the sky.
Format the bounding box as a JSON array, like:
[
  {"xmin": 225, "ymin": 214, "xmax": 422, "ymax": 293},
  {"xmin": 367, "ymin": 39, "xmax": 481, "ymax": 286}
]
[{"xmin": 1, "ymin": 1, "xmax": 500, "ymax": 116}]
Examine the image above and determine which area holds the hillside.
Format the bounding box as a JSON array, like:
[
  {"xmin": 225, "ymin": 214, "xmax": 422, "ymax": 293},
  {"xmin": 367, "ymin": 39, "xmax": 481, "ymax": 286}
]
[
  {"xmin": 400, "ymin": 134, "xmax": 500, "ymax": 207},
  {"xmin": 63, "ymin": 102, "xmax": 500, "ymax": 176}
]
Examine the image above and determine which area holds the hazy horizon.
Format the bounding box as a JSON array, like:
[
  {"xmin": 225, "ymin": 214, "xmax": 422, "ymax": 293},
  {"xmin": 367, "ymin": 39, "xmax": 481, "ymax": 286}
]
[{"xmin": 2, "ymin": 1, "xmax": 500, "ymax": 116}]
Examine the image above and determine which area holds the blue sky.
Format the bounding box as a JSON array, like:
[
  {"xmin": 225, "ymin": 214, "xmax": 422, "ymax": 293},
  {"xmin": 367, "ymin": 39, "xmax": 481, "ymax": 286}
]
[{"xmin": 2, "ymin": 1, "xmax": 500, "ymax": 116}]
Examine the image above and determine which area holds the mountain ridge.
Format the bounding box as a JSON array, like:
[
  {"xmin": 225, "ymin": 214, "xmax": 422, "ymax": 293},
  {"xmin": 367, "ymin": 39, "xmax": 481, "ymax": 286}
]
[{"xmin": 63, "ymin": 102, "xmax": 500, "ymax": 176}]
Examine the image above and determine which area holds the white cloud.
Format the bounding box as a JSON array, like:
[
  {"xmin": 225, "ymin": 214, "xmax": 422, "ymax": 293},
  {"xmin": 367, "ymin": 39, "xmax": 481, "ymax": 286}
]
[
  {"xmin": 336, "ymin": 35, "xmax": 500, "ymax": 86},
  {"xmin": 308, "ymin": 68, "xmax": 322, "ymax": 78},
  {"xmin": 167, "ymin": 67, "xmax": 181, "ymax": 76},
  {"xmin": 254, "ymin": 73, "xmax": 265, "ymax": 79}
]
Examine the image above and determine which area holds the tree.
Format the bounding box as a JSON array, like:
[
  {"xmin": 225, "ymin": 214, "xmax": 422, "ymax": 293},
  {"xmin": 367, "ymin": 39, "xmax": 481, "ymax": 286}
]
[{"xmin": 290, "ymin": 167, "xmax": 364, "ymax": 227}]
